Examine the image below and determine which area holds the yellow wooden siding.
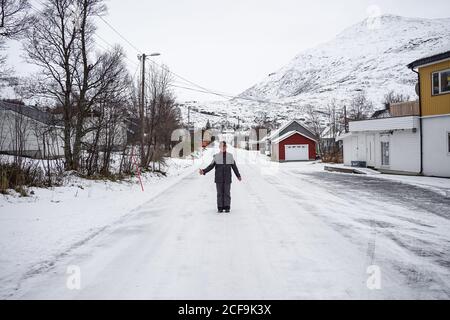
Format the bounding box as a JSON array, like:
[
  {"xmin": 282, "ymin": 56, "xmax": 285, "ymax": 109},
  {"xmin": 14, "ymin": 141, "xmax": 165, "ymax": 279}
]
[{"xmin": 419, "ymin": 59, "xmax": 450, "ymax": 116}]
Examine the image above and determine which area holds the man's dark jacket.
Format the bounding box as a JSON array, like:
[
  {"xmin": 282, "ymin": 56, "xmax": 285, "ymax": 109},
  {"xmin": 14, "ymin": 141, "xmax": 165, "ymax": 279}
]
[{"xmin": 203, "ymin": 152, "xmax": 241, "ymax": 183}]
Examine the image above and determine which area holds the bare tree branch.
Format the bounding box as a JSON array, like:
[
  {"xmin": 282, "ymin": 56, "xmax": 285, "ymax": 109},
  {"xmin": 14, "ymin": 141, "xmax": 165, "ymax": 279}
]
[{"xmin": 0, "ymin": 0, "xmax": 31, "ymax": 39}]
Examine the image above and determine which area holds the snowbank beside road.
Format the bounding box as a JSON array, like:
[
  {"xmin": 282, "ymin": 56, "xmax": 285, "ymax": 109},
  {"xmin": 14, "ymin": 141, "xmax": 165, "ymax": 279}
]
[{"xmin": 0, "ymin": 152, "xmax": 210, "ymax": 298}]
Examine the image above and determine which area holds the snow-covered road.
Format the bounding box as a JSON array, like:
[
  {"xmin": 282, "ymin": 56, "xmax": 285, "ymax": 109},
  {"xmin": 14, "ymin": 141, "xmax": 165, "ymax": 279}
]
[{"xmin": 3, "ymin": 148, "xmax": 450, "ymax": 299}]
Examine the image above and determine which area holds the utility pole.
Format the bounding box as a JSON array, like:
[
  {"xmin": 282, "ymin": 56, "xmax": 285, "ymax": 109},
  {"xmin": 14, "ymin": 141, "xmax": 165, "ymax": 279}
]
[
  {"xmin": 138, "ymin": 52, "xmax": 161, "ymax": 167},
  {"xmin": 344, "ymin": 105, "xmax": 348, "ymax": 133},
  {"xmin": 139, "ymin": 54, "xmax": 147, "ymax": 166},
  {"xmin": 188, "ymin": 106, "xmax": 191, "ymax": 127}
]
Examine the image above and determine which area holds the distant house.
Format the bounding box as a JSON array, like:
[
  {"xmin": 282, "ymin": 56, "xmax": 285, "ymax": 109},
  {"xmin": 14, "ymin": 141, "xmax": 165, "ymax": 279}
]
[
  {"xmin": 0, "ymin": 101, "xmax": 65, "ymax": 158},
  {"xmin": 264, "ymin": 120, "xmax": 318, "ymax": 162},
  {"xmin": 0, "ymin": 100, "xmax": 129, "ymax": 159},
  {"xmin": 320, "ymin": 125, "xmax": 343, "ymax": 156},
  {"xmin": 338, "ymin": 50, "xmax": 450, "ymax": 177},
  {"xmin": 234, "ymin": 129, "xmax": 250, "ymax": 150}
]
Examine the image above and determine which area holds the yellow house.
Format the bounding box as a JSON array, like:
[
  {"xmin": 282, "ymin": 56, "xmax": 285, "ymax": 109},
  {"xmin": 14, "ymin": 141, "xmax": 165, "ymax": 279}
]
[{"xmin": 408, "ymin": 51, "xmax": 450, "ymax": 177}]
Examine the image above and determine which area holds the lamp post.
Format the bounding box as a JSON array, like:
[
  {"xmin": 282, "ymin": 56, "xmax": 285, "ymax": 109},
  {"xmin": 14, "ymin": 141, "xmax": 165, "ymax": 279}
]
[{"xmin": 138, "ymin": 52, "xmax": 161, "ymax": 166}]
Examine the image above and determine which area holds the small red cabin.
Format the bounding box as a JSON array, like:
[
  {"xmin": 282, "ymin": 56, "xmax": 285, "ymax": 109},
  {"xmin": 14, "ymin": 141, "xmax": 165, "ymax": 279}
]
[{"xmin": 270, "ymin": 131, "xmax": 317, "ymax": 162}]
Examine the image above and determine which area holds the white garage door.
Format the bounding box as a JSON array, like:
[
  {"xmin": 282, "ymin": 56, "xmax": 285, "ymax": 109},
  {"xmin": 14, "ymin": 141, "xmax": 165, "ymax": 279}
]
[{"xmin": 285, "ymin": 144, "xmax": 309, "ymax": 161}]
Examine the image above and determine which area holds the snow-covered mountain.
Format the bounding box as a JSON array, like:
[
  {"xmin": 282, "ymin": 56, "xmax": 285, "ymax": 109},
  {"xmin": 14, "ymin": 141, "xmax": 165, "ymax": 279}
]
[
  {"xmin": 180, "ymin": 14, "xmax": 450, "ymax": 129},
  {"xmin": 240, "ymin": 14, "xmax": 450, "ymax": 106}
]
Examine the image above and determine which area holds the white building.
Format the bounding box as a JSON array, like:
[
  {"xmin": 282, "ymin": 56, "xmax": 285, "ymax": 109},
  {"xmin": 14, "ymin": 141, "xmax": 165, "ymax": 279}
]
[
  {"xmin": 339, "ymin": 51, "xmax": 450, "ymax": 178},
  {"xmin": 0, "ymin": 101, "xmax": 65, "ymax": 158},
  {"xmin": 338, "ymin": 115, "xmax": 421, "ymax": 174},
  {"xmin": 0, "ymin": 101, "xmax": 128, "ymax": 159},
  {"xmin": 407, "ymin": 51, "xmax": 450, "ymax": 178},
  {"xmin": 422, "ymin": 114, "xmax": 450, "ymax": 177}
]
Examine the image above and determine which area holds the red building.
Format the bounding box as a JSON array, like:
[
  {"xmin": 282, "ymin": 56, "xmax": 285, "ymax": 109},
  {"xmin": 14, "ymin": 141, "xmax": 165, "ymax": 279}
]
[{"xmin": 270, "ymin": 130, "xmax": 317, "ymax": 162}]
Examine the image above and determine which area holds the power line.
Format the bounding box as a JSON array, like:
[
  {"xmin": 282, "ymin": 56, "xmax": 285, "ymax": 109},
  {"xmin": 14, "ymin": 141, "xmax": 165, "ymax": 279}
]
[
  {"xmin": 28, "ymin": 1, "xmax": 302, "ymax": 109},
  {"xmin": 145, "ymin": 58, "xmax": 302, "ymax": 108},
  {"xmin": 93, "ymin": 16, "xmax": 222, "ymax": 95},
  {"xmin": 169, "ymin": 84, "xmax": 234, "ymax": 99},
  {"xmin": 146, "ymin": 59, "xmax": 230, "ymax": 97},
  {"xmin": 169, "ymin": 83, "xmax": 302, "ymax": 108},
  {"xmin": 30, "ymin": 0, "xmax": 262, "ymax": 104},
  {"xmin": 96, "ymin": 15, "xmax": 142, "ymax": 54},
  {"xmin": 29, "ymin": 1, "xmax": 140, "ymax": 73},
  {"xmin": 93, "ymin": 33, "xmax": 140, "ymax": 69},
  {"xmin": 92, "ymin": 13, "xmax": 275, "ymax": 103}
]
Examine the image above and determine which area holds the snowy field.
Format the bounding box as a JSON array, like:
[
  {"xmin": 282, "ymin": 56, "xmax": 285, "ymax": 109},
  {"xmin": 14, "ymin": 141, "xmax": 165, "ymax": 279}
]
[
  {"xmin": 0, "ymin": 147, "xmax": 449, "ymax": 299},
  {"xmin": 0, "ymin": 153, "xmax": 208, "ymax": 298}
]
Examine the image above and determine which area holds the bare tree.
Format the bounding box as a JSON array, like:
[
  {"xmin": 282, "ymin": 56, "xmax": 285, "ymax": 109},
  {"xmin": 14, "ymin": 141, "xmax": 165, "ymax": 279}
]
[
  {"xmin": 24, "ymin": 0, "xmax": 131, "ymax": 174},
  {"xmin": 382, "ymin": 90, "xmax": 411, "ymax": 108},
  {"xmin": 326, "ymin": 99, "xmax": 343, "ymax": 142},
  {"xmin": 0, "ymin": 48, "xmax": 9, "ymax": 87},
  {"xmin": 83, "ymin": 50, "xmax": 131, "ymax": 176},
  {"xmin": 70, "ymin": 0, "xmax": 108, "ymax": 171},
  {"xmin": 23, "ymin": 0, "xmax": 79, "ymax": 169},
  {"xmin": 323, "ymin": 99, "xmax": 345, "ymax": 161},
  {"xmin": 305, "ymin": 105, "xmax": 323, "ymax": 154},
  {"xmin": 253, "ymin": 111, "xmax": 276, "ymax": 130},
  {"xmin": 140, "ymin": 63, "xmax": 181, "ymax": 171},
  {"xmin": 0, "ymin": 0, "xmax": 30, "ymax": 84},
  {"xmin": 348, "ymin": 91, "xmax": 373, "ymax": 120},
  {"xmin": 0, "ymin": 0, "xmax": 31, "ymax": 38},
  {"xmin": 2, "ymin": 105, "xmax": 29, "ymax": 165}
]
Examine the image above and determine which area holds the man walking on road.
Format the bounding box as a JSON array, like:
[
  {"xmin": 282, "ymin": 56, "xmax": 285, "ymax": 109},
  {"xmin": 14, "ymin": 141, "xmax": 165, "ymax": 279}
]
[{"xmin": 199, "ymin": 141, "xmax": 242, "ymax": 213}]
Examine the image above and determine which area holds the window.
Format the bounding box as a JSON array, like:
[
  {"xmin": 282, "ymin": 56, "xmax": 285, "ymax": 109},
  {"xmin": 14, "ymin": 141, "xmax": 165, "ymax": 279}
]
[
  {"xmin": 442, "ymin": 70, "xmax": 450, "ymax": 93},
  {"xmin": 381, "ymin": 142, "xmax": 390, "ymax": 166},
  {"xmin": 448, "ymin": 132, "xmax": 450, "ymax": 154},
  {"xmin": 432, "ymin": 69, "xmax": 450, "ymax": 95},
  {"xmin": 432, "ymin": 73, "xmax": 440, "ymax": 95}
]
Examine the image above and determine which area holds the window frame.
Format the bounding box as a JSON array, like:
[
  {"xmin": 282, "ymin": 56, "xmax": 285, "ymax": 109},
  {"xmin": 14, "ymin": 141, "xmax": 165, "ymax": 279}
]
[
  {"xmin": 447, "ymin": 131, "xmax": 450, "ymax": 155},
  {"xmin": 431, "ymin": 68, "xmax": 450, "ymax": 96}
]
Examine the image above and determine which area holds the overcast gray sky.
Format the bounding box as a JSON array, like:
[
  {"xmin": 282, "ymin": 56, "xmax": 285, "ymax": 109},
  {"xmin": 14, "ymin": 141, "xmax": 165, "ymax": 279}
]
[{"xmin": 6, "ymin": 0, "xmax": 450, "ymax": 101}]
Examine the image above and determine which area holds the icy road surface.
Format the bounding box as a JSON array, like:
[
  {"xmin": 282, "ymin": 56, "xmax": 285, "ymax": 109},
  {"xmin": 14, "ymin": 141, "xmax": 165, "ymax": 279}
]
[{"xmin": 2, "ymin": 149, "xmax": 450, "ymax": 299}]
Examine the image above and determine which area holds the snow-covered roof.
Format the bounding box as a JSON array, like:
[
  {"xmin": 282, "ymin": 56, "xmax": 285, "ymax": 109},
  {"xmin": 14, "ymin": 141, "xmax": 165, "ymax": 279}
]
[
  {"xmin": 407, "ymin": 50, "xmax": 450, "ymax": 69},
  {"xmin": 266, "ymin": 120, "xmax": 316, "ymax": 142},
  {"xmin": 271, "ymin": 130, "xmax": 318, "ymax": 144},
  {"xmin": 0, "ymin": 101, "xmax": 62, "ymax": 126}
]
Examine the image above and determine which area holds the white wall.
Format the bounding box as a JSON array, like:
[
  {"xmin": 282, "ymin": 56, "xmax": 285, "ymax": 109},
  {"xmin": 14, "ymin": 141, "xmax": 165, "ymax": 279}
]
[
  {"xmin": 422, "ymin": 115, "xmax": 450, "ymax": 177},
  {"xmin": 382, "ymin": 130, "xmax": 421, "ymax": 173},
  {"xmin": 271, "ymin": 143, "xmax": 279, "ymax": 161},
  {"xmin": 0, "ymin": 110, "xmax": 65, "ymax": 158},
  {"xmin": 0, "ymin": 111, "xmax": 129, "ymax": 159},
  {"xmin": 341, "ymin": 129, "xmax": 421, "ymax": 174},
  {"xmin": 342, "ymin": 136, "xmax": 352, "ymax": 166},
  {"xmin": 342, "ymin": 132, "xmax": 368, "ymax": 164}
]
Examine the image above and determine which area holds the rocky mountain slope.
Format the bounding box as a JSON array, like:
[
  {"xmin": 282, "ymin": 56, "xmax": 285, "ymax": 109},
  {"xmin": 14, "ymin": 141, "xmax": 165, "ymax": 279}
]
[{"xmin": 182, "ymin": 15, "xmax": 450, "ymax": 128}]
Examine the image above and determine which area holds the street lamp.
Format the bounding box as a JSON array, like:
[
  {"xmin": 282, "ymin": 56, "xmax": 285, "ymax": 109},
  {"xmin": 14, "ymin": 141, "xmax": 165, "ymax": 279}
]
[
  {"xmin": 138, "ymin": 52, "xmax": 161, "ymax": 165},
  {"xmin": 138, "ymin": 53, "xmax": 161, "ymax": 59}
]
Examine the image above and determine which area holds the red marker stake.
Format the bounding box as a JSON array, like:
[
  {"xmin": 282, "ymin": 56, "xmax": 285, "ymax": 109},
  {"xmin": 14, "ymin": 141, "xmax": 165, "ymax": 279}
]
[{"xmin": 130, "ymin": 146, "xmax": 145, "ymax": 192}]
